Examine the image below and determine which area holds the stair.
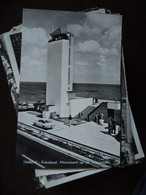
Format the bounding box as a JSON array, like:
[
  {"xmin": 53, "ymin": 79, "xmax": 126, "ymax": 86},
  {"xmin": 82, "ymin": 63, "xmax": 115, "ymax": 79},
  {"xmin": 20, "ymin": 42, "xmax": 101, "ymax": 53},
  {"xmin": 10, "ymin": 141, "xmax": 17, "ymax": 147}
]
[{"xmin": 75, "ymin": 106, "xmax": 95, "ymax": 120}]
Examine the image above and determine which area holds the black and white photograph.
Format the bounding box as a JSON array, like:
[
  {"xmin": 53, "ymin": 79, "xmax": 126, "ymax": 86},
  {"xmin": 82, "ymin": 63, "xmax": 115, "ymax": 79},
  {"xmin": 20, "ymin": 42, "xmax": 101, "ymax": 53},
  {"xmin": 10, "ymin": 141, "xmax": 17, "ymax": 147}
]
[
  {"xmin": 120, "ymin": 56, "xmax": 144, "ymax": 166},
  {"xmin": 0, "ymin": 1, "xmax": 146, "ymax": 194},
  {"xmin": 38, "ymin": 168, "xmax": 107, "ymax": 189},
  {"xmin": 16, "ymin": 9, "xmax": 122, "ymax": 169},
  {"xmin": 0, "ymin": 7, "xmax": 144, "ymax": 188},
  {"xmin": 0, "ymin": 28, "xmax": 21, "ymax": 109}
]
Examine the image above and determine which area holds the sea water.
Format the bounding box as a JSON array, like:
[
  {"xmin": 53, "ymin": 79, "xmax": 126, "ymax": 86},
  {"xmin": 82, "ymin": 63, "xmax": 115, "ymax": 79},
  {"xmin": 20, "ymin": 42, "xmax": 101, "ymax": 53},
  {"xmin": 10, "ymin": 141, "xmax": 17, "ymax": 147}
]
[{"xmin": 19, "ymin": 82, "xmax": 120, "ymax": 103}]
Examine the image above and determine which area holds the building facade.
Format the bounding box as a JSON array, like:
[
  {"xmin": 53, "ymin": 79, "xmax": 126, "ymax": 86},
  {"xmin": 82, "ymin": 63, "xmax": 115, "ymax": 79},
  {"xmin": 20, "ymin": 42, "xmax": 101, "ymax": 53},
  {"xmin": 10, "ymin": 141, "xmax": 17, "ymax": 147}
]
[
  {"xmin": 46, "ymin": 27, "xmax": 74, "ymax": 117},
  {"xmin": 46, "ymin": 27, "xmax": 121, "ymax": 120}
]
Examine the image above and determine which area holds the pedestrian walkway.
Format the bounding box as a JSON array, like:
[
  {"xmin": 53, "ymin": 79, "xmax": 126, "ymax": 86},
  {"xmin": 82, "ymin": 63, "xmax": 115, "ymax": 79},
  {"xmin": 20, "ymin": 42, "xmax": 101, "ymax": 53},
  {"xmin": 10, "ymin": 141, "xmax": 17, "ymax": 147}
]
[{"xmin": 18, "ymin": 111, "xmax": 120, "ymax": 157}]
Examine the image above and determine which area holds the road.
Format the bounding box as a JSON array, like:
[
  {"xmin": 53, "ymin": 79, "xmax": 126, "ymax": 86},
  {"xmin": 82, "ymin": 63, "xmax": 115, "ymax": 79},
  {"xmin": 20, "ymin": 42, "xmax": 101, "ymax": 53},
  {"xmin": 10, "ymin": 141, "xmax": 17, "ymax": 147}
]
[{"xmin": 16, "ymin": 133, "xmax": 94, "ymax": 169}]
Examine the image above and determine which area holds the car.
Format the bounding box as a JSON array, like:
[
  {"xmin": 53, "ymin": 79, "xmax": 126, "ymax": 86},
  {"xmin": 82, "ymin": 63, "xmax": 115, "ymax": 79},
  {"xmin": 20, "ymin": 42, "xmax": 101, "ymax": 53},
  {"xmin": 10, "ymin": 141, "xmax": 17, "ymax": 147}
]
[
  {"xmin": 33, "ymin": 119, "xmax": 55, "ymax": 129},
  {"xmin": 18, "ymin": 101, "xmax": 28, "ymax": 110}
]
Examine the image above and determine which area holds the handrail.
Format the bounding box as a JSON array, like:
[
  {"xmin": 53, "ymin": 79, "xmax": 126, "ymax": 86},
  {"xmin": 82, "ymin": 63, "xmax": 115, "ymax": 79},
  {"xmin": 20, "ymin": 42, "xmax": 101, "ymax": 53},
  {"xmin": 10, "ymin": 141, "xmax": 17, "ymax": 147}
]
[{"xmin": 18, "ymin": 121, "xmax": 120, "ymax": 161}]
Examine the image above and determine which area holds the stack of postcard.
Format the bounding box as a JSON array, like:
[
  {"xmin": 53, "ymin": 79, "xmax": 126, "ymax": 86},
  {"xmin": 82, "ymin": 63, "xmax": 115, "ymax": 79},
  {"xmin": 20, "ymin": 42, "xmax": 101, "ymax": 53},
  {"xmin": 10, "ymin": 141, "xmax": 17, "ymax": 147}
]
[{"xmin": 0, "ymin": 8, "xmax": 144, "ymax": 189}]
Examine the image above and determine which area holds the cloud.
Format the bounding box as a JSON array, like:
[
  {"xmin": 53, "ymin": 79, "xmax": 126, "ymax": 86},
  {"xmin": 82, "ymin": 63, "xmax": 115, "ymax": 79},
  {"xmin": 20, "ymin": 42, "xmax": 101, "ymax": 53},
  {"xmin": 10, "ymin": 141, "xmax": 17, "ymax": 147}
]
[
  {"xmin": 76, "ymin": 61, "xmax": 89, "ymax": 66},
  {"xmin": 85, "ymin": 13, "xmax": 122, "ymax": 29},
  {"xmin": 21, "ymin": 45, "xmax": 47, "ymax": 82},
  {"xmin": 77, "ymin": 40, "xmax": 118, "ymax": 57},
  {"xmin": 22, "ymin": 27, "xmax": 48, "ymax": 47},
  {"xmin": 107, "ymin": 25, "xmax": 122, "ymax": 39},
  {"xmin": 98, "ymin": 48, "xmax": 118, "ymax": 56},
  {"xmin": 66, "ymin": 24, "xmax": 83, "ymax": 37},
  {"xmin": 95, "ymin": 61, "xmax": 106, "ymax": 68},
  {"xmin": 98, "ymin": 55, "xmax": 106, "ymax": 63},
  {"xmin": 78, "ymin": 40, "xmax": 100, "ymax": 53},
  {"xmin": 20, "ymin": 27, "xmax": 49, "ymax": 82},
  {"xmin": 21, "ymin": 11, "xmax": 122, "ymax": 84},
  {"xmin": 100, "ymin": 25, "xmax": 122, "ymax": 49},
  {"xmin": 66, "ymin": 23, "xmax": 103, "ymax": 40},
  {"xmin": 21, "ymin": 51, "xmax": 47, "ymax": 82}
]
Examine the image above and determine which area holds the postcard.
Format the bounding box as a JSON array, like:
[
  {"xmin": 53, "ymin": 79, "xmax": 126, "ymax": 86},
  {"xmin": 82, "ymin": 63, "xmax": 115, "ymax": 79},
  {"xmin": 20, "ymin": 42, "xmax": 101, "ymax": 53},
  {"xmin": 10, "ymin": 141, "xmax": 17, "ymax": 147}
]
[
  {"xmin": 34, "ymin": 55, "xmax": 144, "ymax": 189},
  {"xmin": 0, "ymin": 8, "xmax": 144, "ymax": 189},
  {"xmin": 38, "ymin": 169, "xmax": 107, "ymax": 189},
  {"xmin": 15, "ymin": 9, "xmax": 123, "ymax": 168}
]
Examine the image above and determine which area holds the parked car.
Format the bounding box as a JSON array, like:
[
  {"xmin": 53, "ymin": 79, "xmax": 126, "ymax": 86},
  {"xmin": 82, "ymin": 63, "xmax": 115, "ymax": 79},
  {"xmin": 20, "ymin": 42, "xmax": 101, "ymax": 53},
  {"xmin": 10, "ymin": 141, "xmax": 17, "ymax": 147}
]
[
  {"xmin": 33, "ymin": 119, "xmax": 55, "ymax": 129},
  {"xmin": 18, "ymin": 101, "xmax": 28, "ymax": 110}
]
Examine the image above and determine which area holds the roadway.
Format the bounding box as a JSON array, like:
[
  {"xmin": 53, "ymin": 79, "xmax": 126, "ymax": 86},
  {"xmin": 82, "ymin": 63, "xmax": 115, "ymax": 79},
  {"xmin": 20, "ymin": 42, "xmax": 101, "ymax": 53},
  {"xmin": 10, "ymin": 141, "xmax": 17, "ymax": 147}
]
[
  {"xmin": 17, "ymin": 111, "xmax": 120, "ymax": 168},
  {"xmin": 16, "ymin": 133, "xmax": 94, "ymax": 169}
]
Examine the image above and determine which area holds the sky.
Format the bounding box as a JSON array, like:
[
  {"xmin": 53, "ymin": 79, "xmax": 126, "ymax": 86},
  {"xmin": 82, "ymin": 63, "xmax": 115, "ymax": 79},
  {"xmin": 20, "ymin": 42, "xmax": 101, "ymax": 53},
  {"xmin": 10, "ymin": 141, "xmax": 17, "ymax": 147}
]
[{"xmin": 20, "ymin": 9, "xmax": 122, "ymax": 84}]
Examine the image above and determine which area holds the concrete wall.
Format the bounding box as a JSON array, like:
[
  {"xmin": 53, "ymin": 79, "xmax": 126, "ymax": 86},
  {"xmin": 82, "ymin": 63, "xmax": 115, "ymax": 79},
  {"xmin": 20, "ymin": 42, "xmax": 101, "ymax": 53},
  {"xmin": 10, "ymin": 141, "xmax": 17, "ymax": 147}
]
[
  {"xmin": 69, "ymin": 98, "xmax": 93, "ymax": 117},
  {"xmin": 46, "ymin": 39, "xmax": 70, "ymax": 117},
  {"xmin": 108, "ymin": 102, "xmax": 121, "ymax": 110},
  {"xmin": 88, "ymin": 102, "xmax": 121, "ymax": 125},
  {"xmin": 61, "ymin": 40, "xmax": 70, "ymax": 117},
  {"xmin": 88, "ymin": 102, "xmax": 108, "ymax": 122},
  {"xmin": 68, "ymin": 35, "xmax": 74, "ymax": 91},
  {"xmin": 42, "ymin": 106, "xmax": 56, "ymax": 119},
  {"xmin": 121, "ymin": 100, "xmax": 127, "ymax": 137},
  {"xmin": 114, "ymin": 110, "xmax": 121, "ymax": 125}
]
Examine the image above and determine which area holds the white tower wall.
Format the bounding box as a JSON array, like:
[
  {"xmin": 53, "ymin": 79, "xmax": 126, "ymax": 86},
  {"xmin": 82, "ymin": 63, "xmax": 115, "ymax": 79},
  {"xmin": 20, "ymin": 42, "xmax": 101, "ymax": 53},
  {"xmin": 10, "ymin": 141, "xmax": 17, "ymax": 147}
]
[
  {"xmin": 69, "ymin": 98, "xmax": 93, "ymax": 117},
  {"xmin": 68, "ymin": 35, "xmax": 74, "ymax": 91},
  {"xmin": 46, "ymin": 39, "xmax": 70, "ymax": 117}
]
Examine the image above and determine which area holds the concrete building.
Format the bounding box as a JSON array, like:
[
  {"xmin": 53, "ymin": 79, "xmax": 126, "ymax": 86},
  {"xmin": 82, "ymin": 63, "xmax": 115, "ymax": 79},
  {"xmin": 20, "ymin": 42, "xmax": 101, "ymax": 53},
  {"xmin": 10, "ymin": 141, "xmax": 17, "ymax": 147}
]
[
  {"xmin": 46, "ymin": 27, "xmax": 121, "ymax": 120},
  {"xmin": 46, "ymin": 27, "xmax": 74, "ymax": 117}
]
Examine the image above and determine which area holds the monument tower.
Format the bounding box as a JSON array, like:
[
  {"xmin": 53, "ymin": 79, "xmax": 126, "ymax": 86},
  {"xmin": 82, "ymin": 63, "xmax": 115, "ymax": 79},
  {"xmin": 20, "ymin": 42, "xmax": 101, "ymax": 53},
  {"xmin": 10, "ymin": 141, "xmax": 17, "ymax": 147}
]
[{"xmin": 46, "ymin": 27, "xmax": 74, "ymax": 117}]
